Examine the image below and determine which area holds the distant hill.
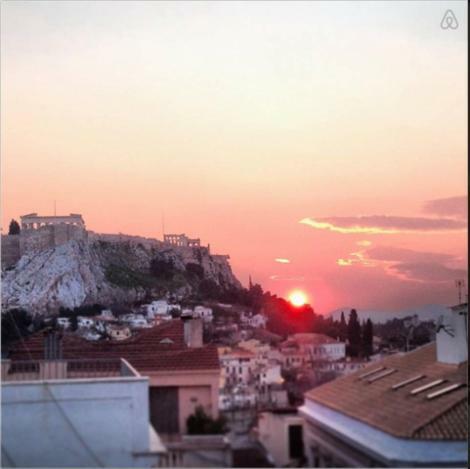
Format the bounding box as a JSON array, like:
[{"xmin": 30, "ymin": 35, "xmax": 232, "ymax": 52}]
[{"xmin": 327, "ymin": 304, "xmax": 449, "ymax": 324}]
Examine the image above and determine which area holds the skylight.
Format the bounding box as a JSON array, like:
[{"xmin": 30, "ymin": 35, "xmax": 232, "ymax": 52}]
[
  {"xmin": 410, "ymin": 379, "xmax": 446, "ymax": 395},
  {"xmin": 427, "ymin": 383, "xmax": 464, "ymax": 400},
  {"xmin": 391, "ymin": 374, "xmax": 425, "ymax": 390}
]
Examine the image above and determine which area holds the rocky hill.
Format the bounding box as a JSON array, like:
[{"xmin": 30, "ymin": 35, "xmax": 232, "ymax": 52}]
[{"xmin": 1, "ymin": 237, "xmax": 241, "ymax": 315}]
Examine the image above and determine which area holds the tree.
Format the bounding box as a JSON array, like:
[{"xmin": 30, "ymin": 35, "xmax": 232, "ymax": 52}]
[
  {"xmin": 347, "ymin": 309, "xmax": 362, "ymax": 357},
  {"xmin": 150, "ymin": 258, "xmax": 175, "ymax": 280},
  {"xmin": 185, "ymin": 263, "xmax": 204, "ymax": 279},
  {"xmin": 8, "ymin": 219, "xmax": 20, "ymax": 235},
  {"xmin": 186, "ymin": 406, "xmax": 227, "ymax": 434},
  {"xmin": 361, "ymin": 319, "xmax": 374, "ymax": 358},
  {"xmin": 1, "ymin": 309, "xmax": 32, "ymax": 346},
  {"xmin": 339, "ymin": 311, "xmax": 347, "ymax": 341}
]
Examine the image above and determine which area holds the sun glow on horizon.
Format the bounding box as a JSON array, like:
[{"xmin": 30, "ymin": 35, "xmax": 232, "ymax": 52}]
[{"xmin": 288, "ymin": 290, "xmax": 308, "ymax": 307}]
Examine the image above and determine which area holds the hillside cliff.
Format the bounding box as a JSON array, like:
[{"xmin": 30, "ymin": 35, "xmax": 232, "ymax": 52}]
[{"xmin": 1, "ymin": 237, "xmax": 241, "ymax": 315}]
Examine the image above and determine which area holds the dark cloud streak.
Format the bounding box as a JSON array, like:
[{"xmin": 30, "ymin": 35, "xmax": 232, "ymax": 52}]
[{"xmin": 422, "ymin": 195, "xmax": 468, "ymax": 219}]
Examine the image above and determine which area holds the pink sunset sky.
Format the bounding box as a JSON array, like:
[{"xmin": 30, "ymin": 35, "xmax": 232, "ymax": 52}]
[{"xmin": 1, "ymin": 1, "xmax": 467, "ymax": 313}]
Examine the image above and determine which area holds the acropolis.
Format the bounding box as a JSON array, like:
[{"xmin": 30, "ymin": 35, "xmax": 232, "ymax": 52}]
[
  {"xmin": 20, "ymin": 213, "xmax": 85, "ymax": 230},
  {"xmin": 2, "ymin": 213, "xmax": 87, "ymax": 268}
]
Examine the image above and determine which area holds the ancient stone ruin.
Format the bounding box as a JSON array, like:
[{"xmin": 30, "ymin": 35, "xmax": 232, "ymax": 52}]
[{"xmin": 1, "ymin": 213, "xmax": 87, "ymax": 268}]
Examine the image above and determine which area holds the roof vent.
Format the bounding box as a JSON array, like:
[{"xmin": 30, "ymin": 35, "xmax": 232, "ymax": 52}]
[
  {"xmin": 359, "ymin": 366, "xmax": 385, "ymax": 380},
  {"xmin": 410, "ymin": 379, "xmax": 446, "ymax": 395},
  {"xmin": 159, "ymin": 338, "xmax": 174, "ymax": 344},
  {"xmin": 392, "ymin": 374, "xmax": 425, "ymax": 390},
  {"xmin": 427, "ymin": 383, "xmax": 465, "ymax": 400},
  {"xmin": 367, "ymin": 368, "xmax": 397, "ymax": 383}
]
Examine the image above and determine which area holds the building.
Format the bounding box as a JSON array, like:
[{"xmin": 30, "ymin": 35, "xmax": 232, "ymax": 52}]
[
  {"xmin": 1, "ymin": 351, "xmax": 164, "ymax": 467},
  {"xmin": 240, "ymin": 312, "xmax": 268, "ymax": 329},
  {"xmin": 1, "ymin": 213, "xmax": 88, "ymax": 269},
  {"xmin": 20, "ymin": 213, "xmax": 85, "ymax": 230},
  {"xmin": 106, "ymin": 324, "xmax": 132, "ymax": 341},
  {"xmin": 194, "ymin": 305, "xmax": 214, "ymax": 322},
  {"xmin": 299, "ymin": 303, "xmax": 468, "ymax": 467},
  {"xmin": 57, "ymin": 317, "xmax": 71, "ymax": 329},
  {"xmin": 219, "ymin": 347, "xmax": 258, "ymax": 388},
  {"xmin": 146, "ymin": 300, "xmax": 173, "ymax": 318},
  {"xmin": 6, "ymin": 318, "xmax": 230, "ymax": 466},
  {"xmin": 284, "ymin": 333, "xmax": 346, "ymax": 362},
  {"xmin": 77, "ymin": 316, "xmax": 95, "ymax": 328},
  {"xmin": 258, "ymin": 408, "xmax": 306, "ymax": 467},
  {"xmin": 163, "ymin": 234, "xmax": 201, "ymax": 248}
]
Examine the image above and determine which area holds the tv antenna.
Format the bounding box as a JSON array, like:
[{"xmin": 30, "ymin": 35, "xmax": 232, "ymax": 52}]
[{"xmin": 455, "ymin": 279, "xmax": 465, "ymax": 304}]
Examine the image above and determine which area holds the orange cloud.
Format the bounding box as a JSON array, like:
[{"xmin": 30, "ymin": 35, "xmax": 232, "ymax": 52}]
[
  {"xmin": 300, "ymin": 216, "xmax": 467, "ymax": 234},
  {"xmin": 299, "ymin": 218, "xmax": 399, "ymax": 234},
  {"xmin": 356, "ymin": 240, "xmax": 372, "ymax": 247},
  {"xmin": 275, "ymin": 258, "xmax": 291, "ymax": 264}
]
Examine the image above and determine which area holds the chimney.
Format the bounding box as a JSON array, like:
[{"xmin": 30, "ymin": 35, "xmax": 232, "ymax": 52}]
[
  {"xmin": 182, "ymin": 317, "xmax": 203, "ymax": 348},
  {"xmin": 43, "ymin": 328, "xmax": 63, "ymax": 360},
  {"xmin": 436, "ymin": 303, "xmax": 468, "ymax": 364}
]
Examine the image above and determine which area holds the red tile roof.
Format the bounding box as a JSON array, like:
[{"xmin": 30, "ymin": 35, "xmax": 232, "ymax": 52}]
[
  {"xmin": 305, "ymin": 343, "xmax": 467, "ymax": 441},
  {"xmin": 8, "ymin": 320, "xmax": 220, "ymax": 373}
]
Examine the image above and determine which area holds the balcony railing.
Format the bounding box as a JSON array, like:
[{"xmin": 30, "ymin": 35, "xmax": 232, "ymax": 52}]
[{"xmin": 1, "ymin": 358, "xmax": 139, "ymax": 382}]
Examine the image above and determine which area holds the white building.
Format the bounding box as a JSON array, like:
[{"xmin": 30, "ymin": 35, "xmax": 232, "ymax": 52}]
[
  {"xmin": 194, "ymin": 306, "xmax": 213, "ymax": 322},
  {"xmin": 1, "ymin": 357, "xmax": 164, "ymax": 467},
  {"xmin": 259, "ymin": 362, "xmax": 283, "ymax": 386},
  {"xmin": 77, "ymin": 316, "xmax": 94, "ymax": 328},
  {"xmin": 100, "ymin": 309, "xmax": 114, "ymax": 319},
  {"xmin": 240, "ymin": 312, "xmax": 267, "ymax": 329},
  {"xmin": 219, "ymin": 348, "xmax": 258, "ymax": 388},
  {"xmin": 57, "ymin": 317, "xmax": 71, "ymax": 329},
  {"xmin": 284, "ymin": 333, "xmax": 346, "ymax": 362},
  {"xmin": 145, "ymin": 300, "xmax": 181, "ymax": 318}
]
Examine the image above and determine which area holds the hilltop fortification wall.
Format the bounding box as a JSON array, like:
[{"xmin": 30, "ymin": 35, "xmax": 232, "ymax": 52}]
[
  {"xmin": 88, "ymin": 232, "xmax": 162, "ymax": 250},
  {"xmin": 1, "ymin": 224, "xmax": 87, "ymax": 269},
  {"xmin": 1, "ymin": 235, "xmax": 21, "ymax": 269}
]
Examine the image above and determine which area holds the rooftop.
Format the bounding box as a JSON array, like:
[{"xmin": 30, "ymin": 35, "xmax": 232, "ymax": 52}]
[
  {"xmin": 289, "ymin": 333, "xmax": 341, "ymax": 345},
  {"xmin": 304, "ymin": 342, "xmax": 467, "ymax": 440},
  {"xmin": 8, "ymin": 320, "xmax": 220, "ymax": 373},
  {"xmin": 1, "ymin": 357, "xmax": 139, "ymax": 382}
]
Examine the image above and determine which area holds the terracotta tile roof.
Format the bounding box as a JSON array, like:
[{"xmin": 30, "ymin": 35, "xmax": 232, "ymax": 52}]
[
  {"xmin": 8, "ymin": 320, "xmax": 219, "ymax": 373},
  {"xmin": 305, "ymin": 343, "xmax": 467, "ymax": 440},
  {"xmin": 219, "ymin": 347, "xmax": 256, "ymax": 359},
  {"xmin": 291, "ymin": 333, "xmax": 340, "ymax": 345}
]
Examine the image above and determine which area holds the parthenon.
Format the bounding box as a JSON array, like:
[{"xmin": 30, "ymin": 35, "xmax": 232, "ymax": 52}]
[{"xmin": 20, "ymin": 213, "xmax": 86, "ymax": 230}]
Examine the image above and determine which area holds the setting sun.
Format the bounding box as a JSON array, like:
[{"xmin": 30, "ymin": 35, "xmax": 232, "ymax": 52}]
[{"xmin": 288, "ymin": 290, "xmax": 308, "ymax": 307}]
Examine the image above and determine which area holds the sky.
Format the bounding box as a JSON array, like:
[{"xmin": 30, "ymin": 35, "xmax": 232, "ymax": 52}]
[{"xmin": 1, "ymin": 1, "xmax": 468, "ymax": 314}]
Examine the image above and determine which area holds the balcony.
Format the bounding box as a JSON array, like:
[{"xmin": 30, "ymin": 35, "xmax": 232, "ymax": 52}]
[{"xmin": 1, "ymin": 358, "xmax": 140, "ymax": 381}]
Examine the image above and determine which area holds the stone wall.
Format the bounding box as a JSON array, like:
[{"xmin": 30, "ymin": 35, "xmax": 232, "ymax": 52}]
[
  {"xmin": 1, "ymin": 235, "xmax": 21, "ymax": 269},
  {"xmin": 1, "ymin": 225, "xmax": 88, "ymax": 270},
  {"xmin": 88, "ymin": 232, "xmax": 162, "ymax": 250}
]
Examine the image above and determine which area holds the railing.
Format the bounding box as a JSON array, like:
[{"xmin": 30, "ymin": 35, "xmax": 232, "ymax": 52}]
[{"xmin": 1, "ymin": 358, "xmax": 126, "ymax": 382}]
